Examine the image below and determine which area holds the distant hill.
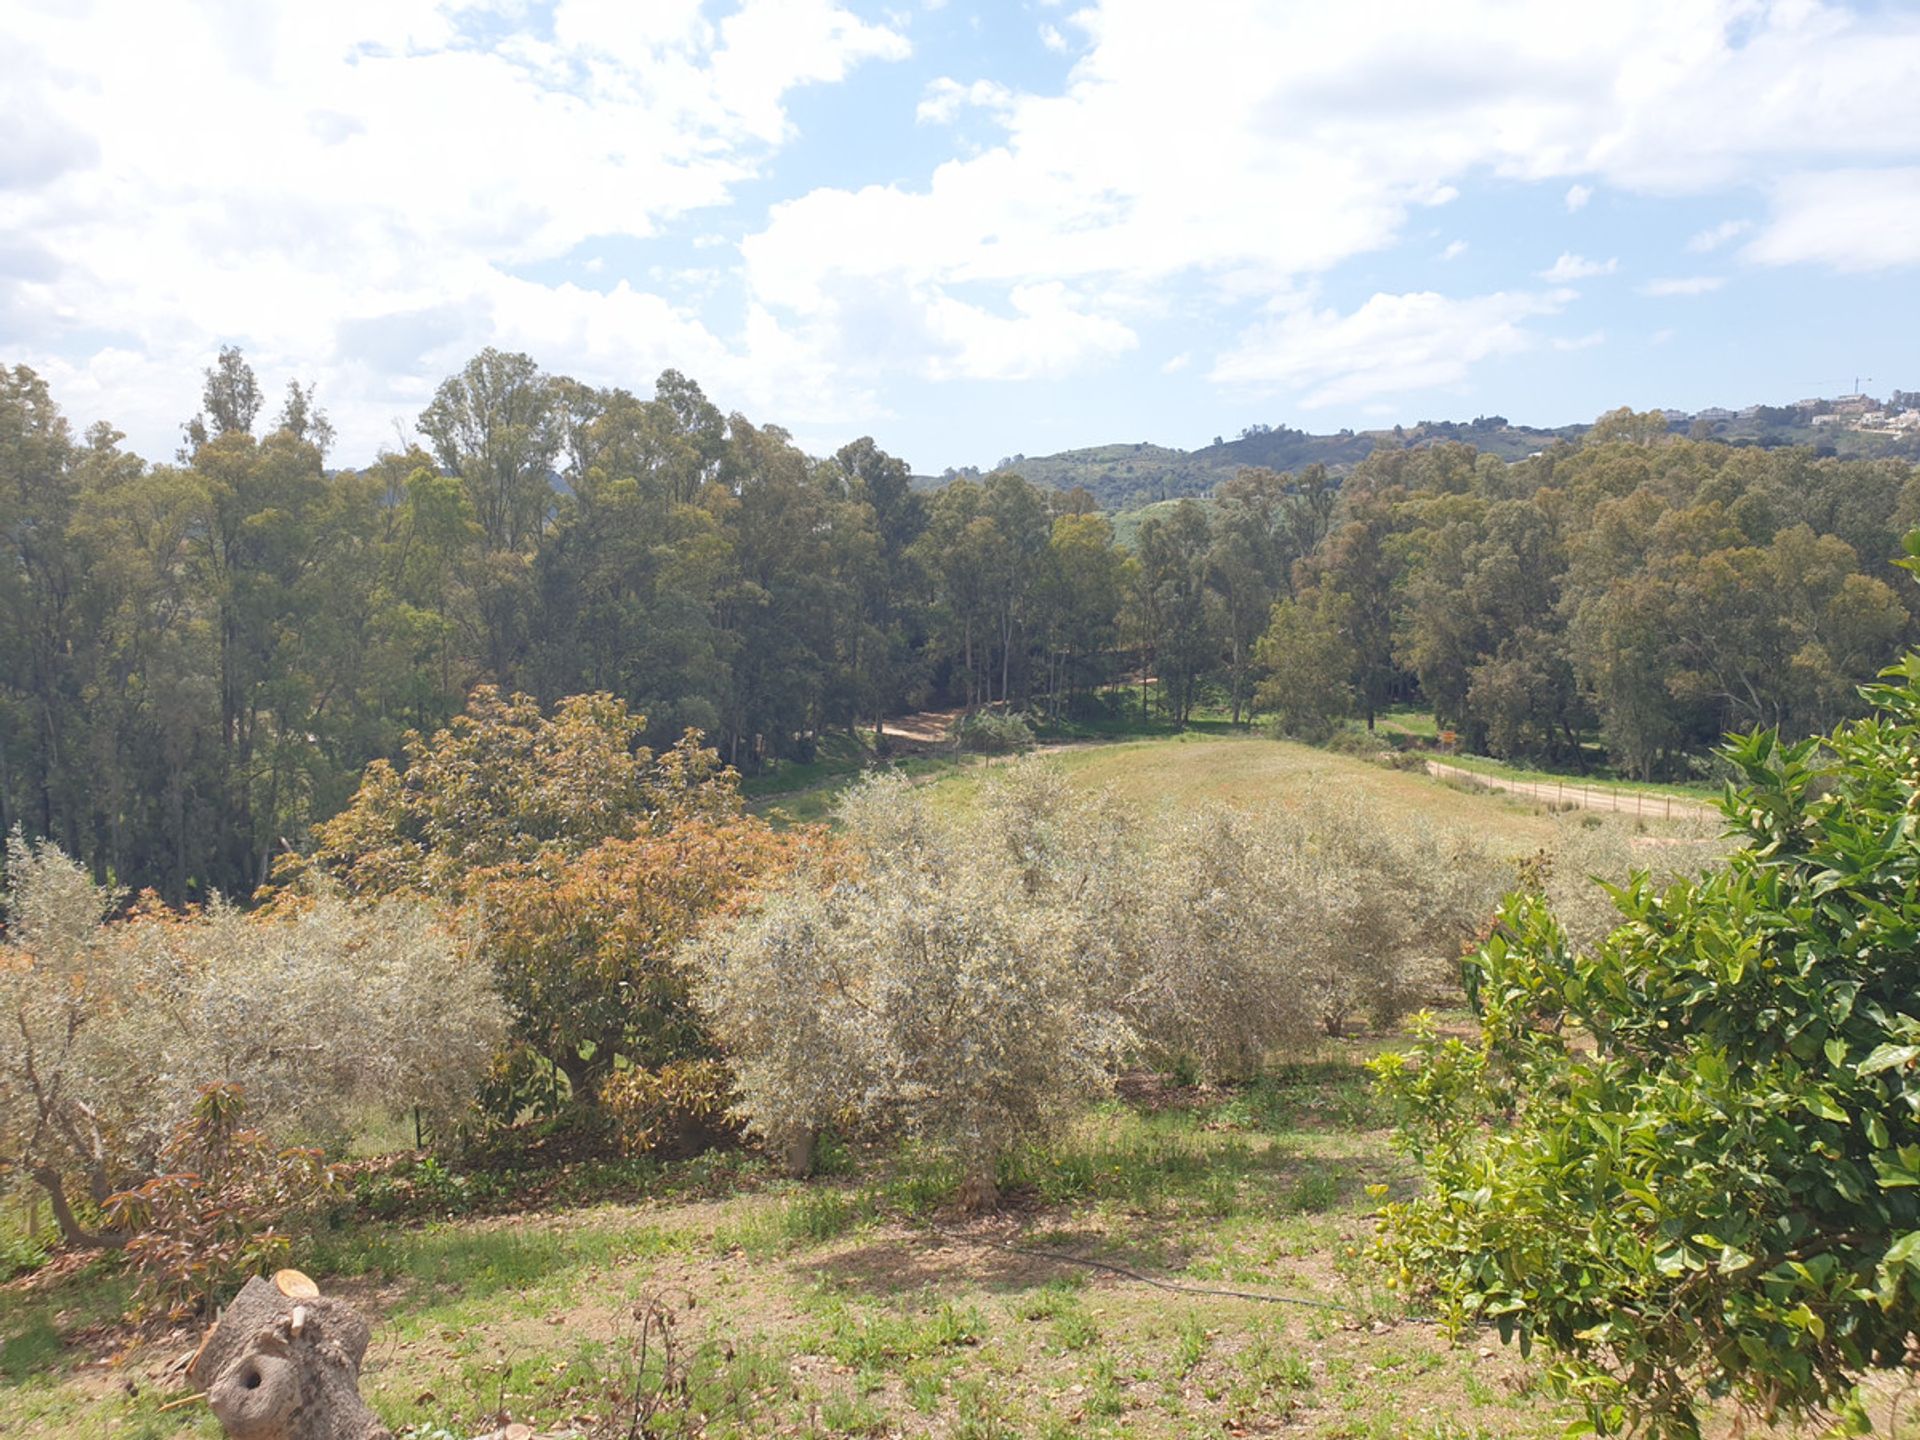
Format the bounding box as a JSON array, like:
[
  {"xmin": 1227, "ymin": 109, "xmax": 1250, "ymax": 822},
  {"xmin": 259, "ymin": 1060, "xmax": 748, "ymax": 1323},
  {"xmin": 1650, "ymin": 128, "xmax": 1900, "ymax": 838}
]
[
  {"xmin": 916, "ymin": 407, "xmax": 1920, "ymax": 512},
  {"xmin": 917, "ymin": 418, "xmax": 1578, "ymax": 510}
]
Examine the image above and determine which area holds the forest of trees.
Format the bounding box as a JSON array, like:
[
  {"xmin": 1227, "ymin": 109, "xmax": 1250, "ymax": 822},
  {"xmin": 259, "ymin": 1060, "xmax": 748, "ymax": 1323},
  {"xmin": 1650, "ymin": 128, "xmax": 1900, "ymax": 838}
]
[
  {"xmin": 5, "ymin": 348, "xmax": 1919, "ymax": 901},
  {"xmin": 1275, "ymin": 409, "xmax": 1920, "ymax": 776}
]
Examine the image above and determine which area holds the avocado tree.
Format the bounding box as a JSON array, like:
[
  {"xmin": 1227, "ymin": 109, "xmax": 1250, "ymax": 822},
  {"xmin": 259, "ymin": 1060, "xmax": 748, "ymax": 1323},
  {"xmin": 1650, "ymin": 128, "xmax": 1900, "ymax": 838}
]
[{"xmin": 1376, "ymin": 645, "xmax": 1920, "ymax": 1436}]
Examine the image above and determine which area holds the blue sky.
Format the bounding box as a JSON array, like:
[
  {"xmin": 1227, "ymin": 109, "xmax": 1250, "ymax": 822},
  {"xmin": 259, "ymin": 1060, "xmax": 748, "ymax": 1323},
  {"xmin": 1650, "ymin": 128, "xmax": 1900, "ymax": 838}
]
[{"xmin": 5, "ymin": 0, "xmax": 1920, "ymax": 473}]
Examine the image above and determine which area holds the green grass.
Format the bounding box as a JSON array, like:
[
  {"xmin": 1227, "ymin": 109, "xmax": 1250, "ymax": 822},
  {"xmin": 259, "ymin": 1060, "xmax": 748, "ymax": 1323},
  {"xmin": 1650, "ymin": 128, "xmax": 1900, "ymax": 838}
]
[
  {"xmin": 19, "ymin": 1035, "xmax": 1868, "ymax": 1435},
  {"xmin": 1372, "ymin": 706, "xmax": 1439, "ymax": 740},
  {"xmin": 1030, "ymin": 694, "xmax": 1250, "ymax": 742},
  {"xmin": 1350, "ymin": 707, "xmax": 1721, "ymax": 803},
  {"xmin": 3, "ymin": 1043, "xmax": 1605, "ymax": 1440},
  {"xmin": 737, "ymin": 729, "xmax": 879, "ymax": 799},
  {"xmin": 917, "ymin": 731, "xmax": 1565, "ymax": 851},
  {"xmin": 748, "ymin": 752, "xmax": 962, "ymax": 826}
]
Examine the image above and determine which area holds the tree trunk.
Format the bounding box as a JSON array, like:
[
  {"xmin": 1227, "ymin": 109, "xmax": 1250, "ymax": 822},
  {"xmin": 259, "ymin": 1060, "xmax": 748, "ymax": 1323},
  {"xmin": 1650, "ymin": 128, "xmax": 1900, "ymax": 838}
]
[
  {"xmin": 30, "ymin": 1167, "xmax": 126, "ymax": 1250},
  {"xmin": 189, "ymin": 1274, "xmax": 390, "ymax": 1440},
  {"xmin": 779, "ymin": 1126, "xmax": 818, "ymax": 1179}
]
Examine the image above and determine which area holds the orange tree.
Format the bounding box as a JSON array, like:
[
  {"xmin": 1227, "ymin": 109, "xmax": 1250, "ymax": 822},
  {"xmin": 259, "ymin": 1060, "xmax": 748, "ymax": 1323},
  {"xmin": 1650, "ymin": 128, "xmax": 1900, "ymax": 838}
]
[
  {"xmin": 290, "ymin": 686, "xmax": 815, "ymax": 1116},
  {"xmin": 1375, "ymin": 647, "xmax": 1920, "ymax": 1437}
]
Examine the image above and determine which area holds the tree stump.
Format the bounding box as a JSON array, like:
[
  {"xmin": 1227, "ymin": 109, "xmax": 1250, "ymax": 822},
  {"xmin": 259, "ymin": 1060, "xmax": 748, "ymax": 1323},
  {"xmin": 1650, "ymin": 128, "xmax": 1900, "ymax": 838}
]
[{"xmin": 187, "ymin": 1272, "xmax": 391, "ymax": 1440}]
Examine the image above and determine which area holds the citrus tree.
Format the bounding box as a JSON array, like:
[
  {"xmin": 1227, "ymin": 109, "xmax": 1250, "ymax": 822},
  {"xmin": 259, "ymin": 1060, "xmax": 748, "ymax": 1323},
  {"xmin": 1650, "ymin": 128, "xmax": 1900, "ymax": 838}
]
[{"xmin": 1375, "ymin": 651, "xmax": 1920, "ymax": 1437}]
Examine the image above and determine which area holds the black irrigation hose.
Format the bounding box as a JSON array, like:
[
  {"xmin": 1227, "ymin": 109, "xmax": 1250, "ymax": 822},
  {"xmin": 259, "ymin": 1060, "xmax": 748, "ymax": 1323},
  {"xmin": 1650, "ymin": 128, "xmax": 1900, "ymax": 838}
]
[{"xmin": 918, "ymin": 1218, "xmax": 1422, "ymax": 1320}]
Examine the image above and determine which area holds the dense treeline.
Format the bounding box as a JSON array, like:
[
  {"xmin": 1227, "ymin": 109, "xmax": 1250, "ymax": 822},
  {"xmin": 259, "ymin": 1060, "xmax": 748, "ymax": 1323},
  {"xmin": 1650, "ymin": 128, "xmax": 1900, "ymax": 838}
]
[
  {"xmin": 0, "ymin": 347, "xmax": 1343, "ymax": 901},
  {"xmin": 1270, "ymin": 408, "xmax": 1920, "ymax": 777},
  {"xmin": 4, "ymin": 348, "xmax": 1917, "ymax": 899}
]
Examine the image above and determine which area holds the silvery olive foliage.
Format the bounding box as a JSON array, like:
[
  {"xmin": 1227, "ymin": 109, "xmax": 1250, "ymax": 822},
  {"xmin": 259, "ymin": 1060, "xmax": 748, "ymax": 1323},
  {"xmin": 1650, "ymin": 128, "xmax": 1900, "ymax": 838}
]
[
  {"xmin": 695, "ymin": 770, "xmax": 1125, "ymax": 1206},
  {"xmin": 0, "ymin": 831, "xmax": 503, "ymax": 1244},
  {"xmin": 1534, "ymin": 811, "xmax": 1729, "ymax": 955},
  {"xmin": 696, "ymin": 761, "xmax": 1519, "ymax": 1202}
]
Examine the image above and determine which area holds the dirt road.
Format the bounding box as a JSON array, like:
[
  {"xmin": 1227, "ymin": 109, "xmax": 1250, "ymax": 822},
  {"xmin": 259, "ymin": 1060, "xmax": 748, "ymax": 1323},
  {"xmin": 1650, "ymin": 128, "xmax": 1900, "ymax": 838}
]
[{"xmin": 1424, "ymin": 759, "xmax": 1716, "ymax": 822}]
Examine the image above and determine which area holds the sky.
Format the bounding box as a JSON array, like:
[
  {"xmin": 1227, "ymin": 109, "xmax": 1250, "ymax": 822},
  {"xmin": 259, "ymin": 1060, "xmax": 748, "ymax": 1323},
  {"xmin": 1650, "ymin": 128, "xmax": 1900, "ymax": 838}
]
[{"xmin": 5, "ymin": 0, "xmax": 1920, "ymax": 474}]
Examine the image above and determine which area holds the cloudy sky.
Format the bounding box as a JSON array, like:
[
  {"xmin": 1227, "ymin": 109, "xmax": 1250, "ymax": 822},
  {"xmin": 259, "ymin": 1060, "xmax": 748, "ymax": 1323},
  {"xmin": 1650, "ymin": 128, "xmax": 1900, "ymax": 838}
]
[{"xmin": 6, "ymin": 0, "xmax": 1920, "ymax": 472}]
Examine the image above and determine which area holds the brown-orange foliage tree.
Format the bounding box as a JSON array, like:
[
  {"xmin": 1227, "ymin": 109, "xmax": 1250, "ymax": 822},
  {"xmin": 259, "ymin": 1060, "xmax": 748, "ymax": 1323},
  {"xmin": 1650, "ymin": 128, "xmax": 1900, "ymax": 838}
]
[{"xmin": 293, "ymin": 686, "xmax": 815, "ymax": 1115}]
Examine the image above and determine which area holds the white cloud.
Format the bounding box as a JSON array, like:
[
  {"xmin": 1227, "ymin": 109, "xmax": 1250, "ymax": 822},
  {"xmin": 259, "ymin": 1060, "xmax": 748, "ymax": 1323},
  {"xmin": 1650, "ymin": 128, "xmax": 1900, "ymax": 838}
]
[
  {"xmin": 1039, "ymin": 24, "xmax": 1067, "ymax": 53},
  {"xmin": 1161, "ymin": 352, "xmax": 1192, "ymax": 373},
  {"xmin": 1538, "ymin": 252, "xmax": 1617, "ymax": 281},
  {"xmin": 742, "ymin": 1, "xmax": 1920, "ymax": 412},
  {"xmin": 921, "ymin": 282, "xmax": 1139, "ymax": 380},
  {"xmin": 1553, "ymin": 330, "xmax": 1606, "ymax": 351},
  {"xmin": 0, "ymin": 0, "xmax": 910, "ymax": 458},
  {"xmin": 1746, "ymin": 169, "xmax": 1920, "ymax": 271},
  {"xmin": 11, "ymin": 0, "xmax": 1920, "ymax": 458},
  {"xmin": 1440, "ymin": 239, "xmax": 1468, "ymax": 261},
  {"xmin": 1639, "ymin": 275, "xmax": 1725, "ymax": 296},
  {"xmin": 1209, "ymin": 288, "xmax": 1566, "ymax": 407},
  {"xmin": 917, "ymin": 77, "xmax": 1016, "ymax": 125},
  {"xmin": 1686, "ymin": 218, "xmax": 1750, "ymax": 253}
]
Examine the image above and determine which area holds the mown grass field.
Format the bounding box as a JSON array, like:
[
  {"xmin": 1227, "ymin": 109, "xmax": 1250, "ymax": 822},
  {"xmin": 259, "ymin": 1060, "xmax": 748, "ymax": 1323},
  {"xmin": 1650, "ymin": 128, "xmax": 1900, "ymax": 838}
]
[{"xmin": 754, "ymin": 721, "xmax": 1711, "ymax": 848}]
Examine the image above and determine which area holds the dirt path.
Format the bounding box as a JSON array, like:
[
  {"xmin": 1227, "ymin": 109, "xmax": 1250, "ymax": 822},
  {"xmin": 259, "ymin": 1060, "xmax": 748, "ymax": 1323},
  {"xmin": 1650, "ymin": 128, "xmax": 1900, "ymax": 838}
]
[
  {"xmin": 878, "ymin": 706, "xmax": 961, "ymax": 747},
  {"xmin": 1425, "ymin": 759, "xmax": 1716, "ymax": 822}
]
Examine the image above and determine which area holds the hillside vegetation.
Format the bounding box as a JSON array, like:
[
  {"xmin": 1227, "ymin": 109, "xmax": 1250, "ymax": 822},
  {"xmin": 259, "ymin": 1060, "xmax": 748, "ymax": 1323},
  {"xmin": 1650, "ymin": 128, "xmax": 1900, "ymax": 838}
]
[{"xmin": 2, "ymin": 730, "xmax": 1733, "ymax": 1440}]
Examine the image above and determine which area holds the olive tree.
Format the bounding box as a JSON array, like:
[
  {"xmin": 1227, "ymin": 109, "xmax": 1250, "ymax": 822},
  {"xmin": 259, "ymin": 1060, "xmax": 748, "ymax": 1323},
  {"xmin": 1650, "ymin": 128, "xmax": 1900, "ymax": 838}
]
[
  {"xmin": 695, "ymin": 761, "xmax": 1509, "ymax": 1203},
  {"xmin": 0, "ymin": 832, "xmax": 503, "ymax": 1246},
  {"xmin": 694, "ymin": 770, "xmax": 1126, "ymax": 1206}
]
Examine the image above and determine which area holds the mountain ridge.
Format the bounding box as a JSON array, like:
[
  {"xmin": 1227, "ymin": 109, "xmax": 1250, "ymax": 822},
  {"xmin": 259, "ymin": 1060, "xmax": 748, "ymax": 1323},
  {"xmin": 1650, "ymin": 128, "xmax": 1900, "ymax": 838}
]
[{"xmin": 919, "ymin": 406, "xmax": 1920, "ymax": 511}]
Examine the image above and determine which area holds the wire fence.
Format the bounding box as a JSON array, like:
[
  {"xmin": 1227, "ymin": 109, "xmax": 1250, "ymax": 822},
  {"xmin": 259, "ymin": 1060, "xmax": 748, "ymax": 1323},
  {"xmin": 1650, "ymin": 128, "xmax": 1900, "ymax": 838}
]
[{"xmin": 1424, "ymin": 760, "xmax": 1716, "ymax": 822}]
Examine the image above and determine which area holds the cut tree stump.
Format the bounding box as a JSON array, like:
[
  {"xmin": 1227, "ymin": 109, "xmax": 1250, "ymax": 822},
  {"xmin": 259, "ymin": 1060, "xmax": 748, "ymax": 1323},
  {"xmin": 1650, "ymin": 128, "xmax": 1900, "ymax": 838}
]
[{"xmin": 187, "ymin": 1272, "xmax": 391, "ymax": 1440}]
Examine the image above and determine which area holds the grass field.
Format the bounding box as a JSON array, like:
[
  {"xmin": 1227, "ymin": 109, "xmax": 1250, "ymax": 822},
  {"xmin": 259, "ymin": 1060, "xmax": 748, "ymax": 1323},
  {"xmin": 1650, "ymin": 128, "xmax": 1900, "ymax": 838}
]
[
  {"xmin": 2, "ymin": 1048, "xmax": 1601, "ymax": 1440},
  {"xmin": 1430, "ymin": 751, "xmax": 1718, "ymax": 804},
  {"xmin": 899, "ymin": 733, "xmax": 1590, "ymax": 861}
]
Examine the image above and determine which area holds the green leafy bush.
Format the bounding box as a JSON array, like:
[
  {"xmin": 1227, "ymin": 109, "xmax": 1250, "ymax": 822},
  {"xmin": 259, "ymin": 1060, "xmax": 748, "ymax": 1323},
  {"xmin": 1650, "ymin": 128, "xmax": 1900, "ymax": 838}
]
[
  {"xmin": 953, "ymin": 709, "xmax": 1035, "ymax": 754},
  {"xmin": 103, "ymin": 1085, "xmax": 341, "ymax": 1322},
  {"xmin": 1375, "ymin": 653, "xmax": 1920, "ymax": 1437}
]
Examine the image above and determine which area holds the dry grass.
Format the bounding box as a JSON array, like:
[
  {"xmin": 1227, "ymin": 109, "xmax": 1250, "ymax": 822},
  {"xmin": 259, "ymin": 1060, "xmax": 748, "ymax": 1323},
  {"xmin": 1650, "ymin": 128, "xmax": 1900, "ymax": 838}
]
[{"xmin": 1, "ymin": 1043, "xmax": 1898, "ymax": 1439}]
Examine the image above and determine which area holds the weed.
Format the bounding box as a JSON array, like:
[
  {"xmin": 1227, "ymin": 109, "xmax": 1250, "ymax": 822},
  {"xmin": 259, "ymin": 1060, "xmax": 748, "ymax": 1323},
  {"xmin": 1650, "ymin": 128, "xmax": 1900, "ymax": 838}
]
[
  {"xmin": 1083, "ymin": 1354, "xmax": 1125, "ymax": 1418},
  {"xmin": 0, "ymin": 1222, "xmax": 48, "ymax": 1283},
  {"xmin": 782, "ymin": 1188, "xmax": 870, "ymax": 1243},
  {"xmin": 819, "ymin": 1301, "xmax": 987, "ymax": 1367},
  {"xmin": 818, "ymin": 1388, "xmax": 889, "ymax": 1435},
  {"xmin": 903, "ymin": 1359, "xmax": 950, "ymax": 1412},
  {"xmin": 1173, "ymin": 1311, "xmax": 1211, "ymax": 1374},
  {"xmin": 1052, "ymin": 1307, "xmax": 1100, "ymax": 1353}
]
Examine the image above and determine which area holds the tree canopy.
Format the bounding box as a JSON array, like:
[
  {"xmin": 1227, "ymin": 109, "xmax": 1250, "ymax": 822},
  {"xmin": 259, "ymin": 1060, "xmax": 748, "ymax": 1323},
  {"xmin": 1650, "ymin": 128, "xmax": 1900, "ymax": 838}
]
[{"xmin": 1376, "ymin": 624, "xmax": 1920, "ymax": 1435}]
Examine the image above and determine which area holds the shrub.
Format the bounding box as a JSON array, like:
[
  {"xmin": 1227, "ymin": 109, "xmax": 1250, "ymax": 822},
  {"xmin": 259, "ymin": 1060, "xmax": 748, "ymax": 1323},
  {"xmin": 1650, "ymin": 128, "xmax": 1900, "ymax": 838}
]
[
  {"xmin": 1249, "ymin": 794, "xmax": 1506, "ymax": 1036},
  {"xmin": 696, "ymin": 761, "xmax": 1510, "ymax": 1202},
  {"xmin": 1122, "ymin": 806, "xmax": 1321, "ymax": 1075},
  {"xmin": 103, "ymin": 1084, "xmax": 341, "ymax": 1322},
  {"xmin": 694, "ymin": 770, "xmax": 1124, "ymax": 1206},
  {"xmin": 298, "ymin": 687, "xmax": 808, "ymax": 1115},
  {"xmin": 1373, "ymin": 668, "xmax": 1920, "ymax": 1438},
  {"xmin": 953, "ymin": 708, "xmax": 1036, "ymax": 754},
  {"xmin": 293, "ymin": 687, "xmax": 734, "ymax": 901},
  {"xmin": 602, "ymin": 1058, "xmax": 738, "ymax": 1156},
  {"xmin": 472, "ymin": 818, "xmax": 813, "ymax": 1109},
  {"xmin": 0, "ymin": 832, "xmax": 501, "ymax": 1247}
]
